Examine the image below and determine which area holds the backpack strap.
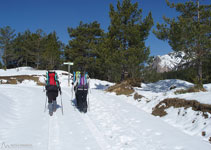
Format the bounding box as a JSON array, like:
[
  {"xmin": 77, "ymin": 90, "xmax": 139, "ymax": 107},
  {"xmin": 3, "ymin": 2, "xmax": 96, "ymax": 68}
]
[
  {"xmin": 46, "ymin": 72, "xmax": 49, "ymax": 85},
  {"xmin": 55, "ymin": 73, "xmax": 59, "ymax": 87},
  {"xmin": 46, "ymin": 71, "xmax": 59, "ymax": 87},
  {"xmin": 73, "ymin": 72, "xmax": 76, "ymax": 82},
  {"xmin": 84, "ymin": 73, "xmax": 88, "ymax": 85},
  {"xmin": 78, "ymin": 73, "xmax": 81, "ymax": 85}
]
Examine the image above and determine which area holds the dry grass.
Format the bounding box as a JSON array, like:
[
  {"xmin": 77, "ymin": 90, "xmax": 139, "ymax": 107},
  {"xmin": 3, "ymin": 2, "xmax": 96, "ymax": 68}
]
[
  {"xmin": 126, "ymin": 78, "xmax": 142, "ymax": 87},
  {"xmin": 106, "ymin": 80, "xmax": 135, "ymax": 96},
  {"xmin": 134, "ymin": 92, "xmax": 144, "ymax": 100},
  {"xmin": 152, "ymin": 98, "xmax": 211, "ymax": 118},
  {"xmin": 175, "ymin": 86, "xmax": 206, "ymax": 94},
  {"xmin": 0, "ymin": 75, "xmax": 45, "ymax": 86},
  {"xmin": 202, "ymin": 131, "xmax": 206, "ymax": 136}
]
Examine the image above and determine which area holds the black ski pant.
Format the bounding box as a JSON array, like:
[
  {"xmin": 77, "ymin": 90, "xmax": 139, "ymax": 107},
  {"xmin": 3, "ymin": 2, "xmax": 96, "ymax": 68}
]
[
  {"xmin": 47, "ymin": 91, "xmax": 58, "ymax": 103},
  {"xmin": 76, "ymin": 89, "xmax": 88, "ymax": 110},
  {"xmin": 46, "ymin": 85, "xmax": 59, "ymax": 103}
]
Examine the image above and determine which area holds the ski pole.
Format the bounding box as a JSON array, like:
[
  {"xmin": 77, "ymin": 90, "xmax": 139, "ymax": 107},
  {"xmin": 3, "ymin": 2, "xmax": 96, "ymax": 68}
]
[
  {"xmin": 60, "ymin": 93, "xmax": 64, "ymax": 115},
  {"xmin": 72, "ymin": 90, "xmax": 76, "ymax": 111},
  {"xmin": 71, "ymin": 84, "xmax": 74, "ymax": 100},
  {"xmin": 88, "ymin": 87, "xmax": 90, "ymax": 112},
  {"xmin": 88, "ymin": 95, "xmax": 90, "ymax": 112},
  {"xmin": 44, "ymin": 95, "xmax": 47, "ymax": 112},
  {"xmin": 72, "ymin": 85, "xmax": 77, "ymax": 111}
]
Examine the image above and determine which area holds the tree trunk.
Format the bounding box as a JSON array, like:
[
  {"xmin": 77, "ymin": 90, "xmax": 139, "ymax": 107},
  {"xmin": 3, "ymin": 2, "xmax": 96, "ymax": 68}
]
[
  {"xmin": 196, "ymin": 0, "xmax": 203, "ymax": 88},
  {"xmin": 26, "ymin": 58, "xmax": 28, "ymax": 66},
  {"xmin": 3, "ymin": 48, "xmax": 7, "ymax": 69},
  {"xmin": 197, "ymin": 58, "xmax": 203, "ymax": 88},
  {"xmin": 36, "ymin": 53, "xmax": 40, "ymax": 69}
]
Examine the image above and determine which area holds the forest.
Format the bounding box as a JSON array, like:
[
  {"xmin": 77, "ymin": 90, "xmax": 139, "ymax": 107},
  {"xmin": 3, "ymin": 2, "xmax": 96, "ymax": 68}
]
[{"xmin": 0, "ymin": 0, "xmax": 210, "ymax": 86}]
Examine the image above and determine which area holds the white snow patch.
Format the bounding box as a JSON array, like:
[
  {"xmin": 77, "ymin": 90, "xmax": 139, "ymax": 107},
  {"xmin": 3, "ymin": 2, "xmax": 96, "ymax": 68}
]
[
  {"xmin": 19, "ymin": 80, "xmax": 37, "ymax": 86},
  {"xmin": 0, "ymin": 79, "xmax": 8, "ymax": 83}
]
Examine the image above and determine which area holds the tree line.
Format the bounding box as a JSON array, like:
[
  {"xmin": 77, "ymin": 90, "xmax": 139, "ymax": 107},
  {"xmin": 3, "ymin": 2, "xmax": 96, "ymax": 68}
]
[
  {"xmin": 0, "ymin": 28, "xmax": 63, "ymax": 70},
  {"xmin": 0, "ymin": 0, "xmax": 210, "ymax": 86}
]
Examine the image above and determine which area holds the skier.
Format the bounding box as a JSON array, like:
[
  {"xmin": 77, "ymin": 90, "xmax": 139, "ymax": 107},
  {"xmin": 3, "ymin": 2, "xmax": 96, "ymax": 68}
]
[
  {"xmin": 73, "ymin": 71, "xmax": 81, "ymax": 106},
  {"xmin": 45, "ymin": 70, "xmax": 62, "ymax": 116},
  {"xmin": 73, "ymin": 71, "xmax": 89, "ymax": 113}
]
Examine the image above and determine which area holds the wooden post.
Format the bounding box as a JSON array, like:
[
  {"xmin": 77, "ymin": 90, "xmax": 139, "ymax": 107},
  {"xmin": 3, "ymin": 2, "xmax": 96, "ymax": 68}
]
[{"xmin": 63, "ymin": 62, "xmax": 74, "ymax": 86}]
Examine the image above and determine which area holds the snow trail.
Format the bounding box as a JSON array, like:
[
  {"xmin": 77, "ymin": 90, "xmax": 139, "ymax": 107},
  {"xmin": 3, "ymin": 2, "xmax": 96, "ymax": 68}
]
[
  {"xmin": 0, "ymin": 84, "xmax": 210, "ymax": 150},
  {"xmin": 48, "ymin": 114, "xmax": 61, "ymax": 150},
  {"xmin": 63, "ymin": 90, "xmax": 111, "ymax": 150}
]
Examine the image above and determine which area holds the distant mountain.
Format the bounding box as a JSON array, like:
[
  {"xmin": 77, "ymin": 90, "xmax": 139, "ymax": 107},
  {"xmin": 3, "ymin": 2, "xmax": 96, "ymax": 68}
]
[{"xmin": 152, "ymin": 51, "xmax": 186, "ymax": 73}]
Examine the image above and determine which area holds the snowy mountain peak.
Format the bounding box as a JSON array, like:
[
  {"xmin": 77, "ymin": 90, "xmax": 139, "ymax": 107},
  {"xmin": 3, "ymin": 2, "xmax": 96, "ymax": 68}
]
[{"xmin": 152, "ymin": 51, "xmax": 186, "ymax": 73}]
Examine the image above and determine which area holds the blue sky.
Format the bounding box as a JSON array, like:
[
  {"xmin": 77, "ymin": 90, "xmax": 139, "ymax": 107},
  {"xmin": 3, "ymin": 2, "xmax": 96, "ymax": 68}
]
[{"xmin": 1, "ymin": 0, "xmax": 207, "ymax": 57}]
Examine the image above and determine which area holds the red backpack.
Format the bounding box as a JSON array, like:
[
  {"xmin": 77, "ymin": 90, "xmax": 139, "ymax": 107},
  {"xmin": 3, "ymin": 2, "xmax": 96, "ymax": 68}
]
[{"xmin": 46, "ymin": 72, "xmax": 58, "ymax": 86}]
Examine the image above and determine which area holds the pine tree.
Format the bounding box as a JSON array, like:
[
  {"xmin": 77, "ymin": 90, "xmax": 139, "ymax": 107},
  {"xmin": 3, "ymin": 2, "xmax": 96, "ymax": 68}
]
[
  {"xmin": 10, "ymin": 32, "xmax": 25, "ymax": 67},
  {"xmin": 8, "ymin": 30, "xmax": 45, "ymax": 68},
  {"xmin": 20, "ymin": 30, "xmax": 35, "ymax": 66},
  {"xmin": 0, "ymin": 26, "xmax": 16, "ymax": 68},
  {"xmin": 11, "ymin": 30, "xmax": 37, "ymax": 67},
  {"xmin": 30, "ymin": 29, "xmax": 46, "ymax": 69},
  {"xmin": 65, "ymin": 21, "xmax": 104, "ymax": 76},
  {"xmin": 153, "ymin": 0, "xmax": 211, "ymax": 87},
  {"xmin": 42, "ymin": 31, "xmax": 62, "ymax": 69},
  {"xmin": 108, "ymin": 0, "xmax": 153, "ymax": 81}
]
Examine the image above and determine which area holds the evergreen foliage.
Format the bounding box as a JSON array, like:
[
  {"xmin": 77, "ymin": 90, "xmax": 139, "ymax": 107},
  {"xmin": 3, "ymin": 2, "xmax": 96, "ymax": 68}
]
[
  {"xmin": 1, "ymin": 0, "xmax": 210, "ymax": 85},
  {"xmin": 65, "ymin": 21, "xmax": 104, "ymax": 77},
  {"xmin": 0, "ymin": 26, "xmax": 16, "ymax": 68},
  {"xmin": 64, "ymin": 0, "xmax": 153, "ymax": 82},
  {"xmin": 0, "ymin": 27, "xmax": 63, "ymax": 69},
  {"xmin": 42, "ymin": 31, "xmax": 63, "ymax": 69},
  {"xmin": 107, "ymin": 0, "xmax": 153, "ymax": 82},
  {"xmin": 153, "ymin": 0, "xmax": 211, "ymax": 87}
]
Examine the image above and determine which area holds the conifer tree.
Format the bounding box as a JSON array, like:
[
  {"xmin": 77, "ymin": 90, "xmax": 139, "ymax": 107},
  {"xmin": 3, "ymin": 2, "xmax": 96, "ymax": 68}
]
[
  {"xmin": 0, "ymin": 26, "xmax": 16, "ymax": 68},
  {"xmin": 11, "ymin": 30, "xmax": 38, "ymax": 67},
  {"xmin": 66, "ymin": 21, "xmax": 104, "ymax": 76},
  {"xmin": 31, "ymin": 29, "xmax": 46, "ymax": 69},
  {"xmin": 9, "ymin": 30, "xmax": 46, "ymax": 68},
  {"xmin": 153, "ymin": 0, "xmax": 211, "ymax": 87},
  {"xmin": 42, "ymin": 31, "xmax": 62, "ymax": 69},
  {"xmin": 108, "ymin": 0, "xmax": 153, "ymax": 81}
]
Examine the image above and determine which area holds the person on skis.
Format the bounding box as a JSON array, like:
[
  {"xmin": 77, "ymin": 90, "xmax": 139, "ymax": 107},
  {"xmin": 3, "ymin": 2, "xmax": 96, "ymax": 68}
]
[
  {"xmin": 73, "ymin": 71, "xmax": 81, "ymax": 106},
  {"xmin": 45, "ymin": 70, "xmax": 62, "ymax": 115},
  {"xmin": 73, "ymin": 71, "xmax": 89, "ymax": 113}
]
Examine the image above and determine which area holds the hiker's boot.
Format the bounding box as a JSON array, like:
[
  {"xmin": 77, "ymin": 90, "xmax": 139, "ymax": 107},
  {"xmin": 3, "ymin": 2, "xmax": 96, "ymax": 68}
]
[{"xmin": 48, "ymin": 103, "xmax": 53, "ymax": 116}]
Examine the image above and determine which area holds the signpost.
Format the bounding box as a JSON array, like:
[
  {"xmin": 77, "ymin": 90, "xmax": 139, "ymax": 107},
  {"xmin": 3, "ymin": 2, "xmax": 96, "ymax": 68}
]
[{"xmin": 63, "ymin": 62, "xmax": 74, "ymax": 86}]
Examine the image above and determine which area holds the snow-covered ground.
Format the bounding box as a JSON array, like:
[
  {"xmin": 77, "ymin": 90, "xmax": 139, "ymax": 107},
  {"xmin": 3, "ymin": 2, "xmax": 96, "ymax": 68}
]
[
  {"xmin": 0, "ymin": 67, "xmax": 211, "ymax": 150},
  {"xmin": 0, "ymin": 67, "xmax": 45, "ymax": 76},
  {"xmin": 133, "ymin": 79, "xmax": 211, "ymax": 144}
]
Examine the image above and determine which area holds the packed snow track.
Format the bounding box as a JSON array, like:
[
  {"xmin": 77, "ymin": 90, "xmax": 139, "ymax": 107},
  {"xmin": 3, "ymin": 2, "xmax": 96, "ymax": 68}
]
[{"xmin": 0, "ymin": 84, "xmax": 210, "ymax": 150}]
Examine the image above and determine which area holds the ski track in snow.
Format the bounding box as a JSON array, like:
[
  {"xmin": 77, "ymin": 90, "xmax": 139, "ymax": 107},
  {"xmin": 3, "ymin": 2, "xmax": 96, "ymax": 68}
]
[
  {"xmin": 63, "ymin": 90, "xmax": 111, "ymax": 150},
  {"xmin": 0, "ymin": 84, "xmax": 211, "ymax": 150},
  {"xmin": 88, "ymin": 90, "xmax": 166, "ymax": 149},
  {"xmin": 48, "ymin": 114, "xmax": 61, "ymax": 150}
]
